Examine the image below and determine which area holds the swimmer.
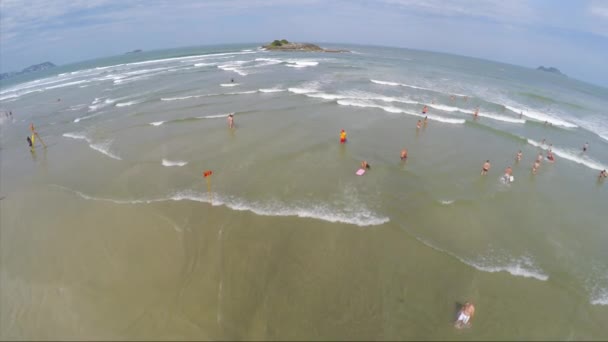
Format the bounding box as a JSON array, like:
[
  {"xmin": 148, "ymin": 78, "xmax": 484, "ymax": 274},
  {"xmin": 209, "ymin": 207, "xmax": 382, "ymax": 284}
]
[
  {"xmin": 599, "ymin": 169, "xmax": 607, "ymax": 179},
  {"xmin": 361, "ymin": 161, "xmax": 371, "ymax": 169},
  {"xmin": 227, "ymin": 114, "xmax": 234, "ymax": 128},
  {"xmin": 583, "ymin": 142, "xmax": 589, "ymax": 153},
  {"xmin": 547, "ymin": 150, "xmax": 555, "ymax": 162},
  {"xmin": 541, "ymin": 138, "xmax": 546, "ymax": 145},
  {"xmin": 26, "ymin": 136, "xmax": 33, "ymax": 151},
  {"xmin": 340, "ymin": 129, "xmax": 347, "ymax": 144},
  {"xmin": 481, "ymin": 160, "xmax": 491, "ymax": 175},
  {"xmin": 422, "ymin": 105, "xmax": 428, "ymax": 114},
  {"xmin": 423, "ymin": 116, "xmax": 428, "ymax": 126},
  {"xmin": 450, "ymin": 95, "xmax": 455, "ymax": 101},
  {"xmin": 400, "ymin": 148, "xmax": 408, "ymax": 160},
  {"xmin": 454, "ymin": 302, "xmax": 475, "ymax": 329},
  {"xmin": 516, "ymin": 150, "xmax": 523, "ymax": 162},
  {"xmin": 532, "ymin": 161, "xmax": 541, "ymax": 174},
  {"xmin": 230, "ymin": 78, "xmax": 234, "ymax": 83},
  {"xmin": 416, "ymin": 120, "xmax": 422, "ymax": 130},
  {"xmin": 536, "ymin": 152, "xmax": 543, "ymax": 163},
  {"xmin": 473, "ymin": 107, "xmax": 479, "ymax": 118},
  {"xmin": 505, "ymin": 166, "xmax": 513, "ymax": 176}
]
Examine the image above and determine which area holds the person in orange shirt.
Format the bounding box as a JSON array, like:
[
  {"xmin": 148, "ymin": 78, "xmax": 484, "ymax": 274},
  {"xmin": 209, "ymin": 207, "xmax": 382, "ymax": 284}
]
[{"xmin": 340, "ymin": 129, "xmax": 347, "ymax": 144}]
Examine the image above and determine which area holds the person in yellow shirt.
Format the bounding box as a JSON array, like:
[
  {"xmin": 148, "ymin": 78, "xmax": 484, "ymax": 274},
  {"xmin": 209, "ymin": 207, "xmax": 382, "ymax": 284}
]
[{"xmin": 340, "ymin": 129, "xmax": 347, "ymax": 144}]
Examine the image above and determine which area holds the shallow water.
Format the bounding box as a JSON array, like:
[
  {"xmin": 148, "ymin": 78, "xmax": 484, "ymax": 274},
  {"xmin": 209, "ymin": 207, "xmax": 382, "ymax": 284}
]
[{"xmin": 1, "ymin": 43, "xmax": 607, "ymax": 340}]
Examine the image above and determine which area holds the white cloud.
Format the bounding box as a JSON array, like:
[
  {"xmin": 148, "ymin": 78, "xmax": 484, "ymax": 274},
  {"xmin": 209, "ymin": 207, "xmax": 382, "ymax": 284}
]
[
  {"xmin": 589, "ymin": 1, "xmax": 608, "ymax": 19},
  {"xmin": 377, "ymin": 0, "xmax": 536, "ymax": 22}
]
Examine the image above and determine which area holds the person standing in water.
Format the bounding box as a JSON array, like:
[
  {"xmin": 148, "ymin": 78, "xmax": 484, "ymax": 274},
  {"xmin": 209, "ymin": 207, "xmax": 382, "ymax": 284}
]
[
  {"xmin": 423, "ymin": 116, "xmax": 428, "ymax": 127},
  {"xmin": 583, "ymin": 142, "xmax": 589, "ymax": 153},
  {"xmin": 473, "ymin": 107, "xmax": 479, "ymax": 119},
  {"xmin": 536, "ymin": 152, "xmax": 543, "ymax": 163},
  {"xmin": 361, "ymin": 161, "xmax": 370, "ymax": 169},
  {"xmin": 29, "ymin": 123, "xmax": 46, "ymax": 148},
  {"xmin": 599, "ymin": 170, "xmax": 607, "ymax": 179},
  {"xmin": 454, "ymin": 302, "xmax": 475, "ymax": 329},
  {"xmin": 400, "ymin": 148, "xmax": 408, "ymax": 161},
  {"xmin": 422, "ymin": 105, "xmax": 428, "ymax": 114},
  {"xmin": 481, "ymin": 160, "xmax": 491, "ymax": 175},
  {"xmin": 532, "ymin": 160, "xmax": 541, "ymax": 175},
  {"xmin": 416, "ymin": 120, "xmax": 422, "ymax": 130},
  {"xmin": 504, "ymin": 166, "xmax": 513, "ymax": 182},
  {"xmin": 340, "ymin": 129, "xmax": 347, "ymax": 144},
  {"xmin": 547, "ymin": 150, "xmax": 555, "ymax": 163},
  {"xmin": 227, "ymin": 114, "xmax": 234, "ymax": 128},
  {"xmin": 516, "ymin": 150, "xmax": 523, "ymax": 162}
]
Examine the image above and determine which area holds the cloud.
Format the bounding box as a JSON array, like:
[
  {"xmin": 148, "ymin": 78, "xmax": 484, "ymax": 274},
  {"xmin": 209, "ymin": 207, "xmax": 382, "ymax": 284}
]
[
  {"xmin": 589, "ymin": 1, "xmax": 608, "ymax": 19},
  {"xmin": 374, "ymin": 0, "xmax": 536, "ymax": 23}
]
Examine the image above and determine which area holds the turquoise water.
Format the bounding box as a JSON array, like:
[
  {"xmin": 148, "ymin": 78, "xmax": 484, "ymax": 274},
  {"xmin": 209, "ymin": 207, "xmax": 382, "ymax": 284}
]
[{"xmin": 1, "ymin": 43, "xmax": 607, "ymax": 340}]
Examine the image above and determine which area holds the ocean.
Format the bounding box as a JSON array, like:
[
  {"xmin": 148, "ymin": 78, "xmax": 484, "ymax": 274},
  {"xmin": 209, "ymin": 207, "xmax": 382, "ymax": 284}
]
[{"xmin": 1, "ymin": 43, "xmax": 607, "ymax": 340}]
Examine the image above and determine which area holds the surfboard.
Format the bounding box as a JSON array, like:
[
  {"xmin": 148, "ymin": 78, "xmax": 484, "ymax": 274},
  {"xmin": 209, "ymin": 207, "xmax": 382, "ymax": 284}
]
[{"xmin": 356, "ymin": 168, "xmax": 366, "ymax": 176}]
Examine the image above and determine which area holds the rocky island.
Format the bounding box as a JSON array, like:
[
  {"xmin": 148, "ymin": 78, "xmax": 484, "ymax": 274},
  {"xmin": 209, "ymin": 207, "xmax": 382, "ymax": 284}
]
[
  {"xmin": 262, "ymin": 39, "xmax": 348, "ymax": 53},
  {"xmin": 537, "ymin": 66, "xmax": 566, "ymax": 76},
  {"xmin": 0, "ymin": 62, "xmax": 56, "ymax": 81},
  {"xmin": 125, "ymin": 49, "xmax": 143, "ymax": 54}
]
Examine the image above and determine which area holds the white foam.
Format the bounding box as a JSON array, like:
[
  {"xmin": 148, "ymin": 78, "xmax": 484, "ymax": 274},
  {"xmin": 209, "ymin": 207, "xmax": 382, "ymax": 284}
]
[
  {"xmin": 591, "ymin": 288, "xmax": 608, "ymax": 305},
  {"xmin": 74, "ymin": 112, "xmax": 103, "ymax": 123},
  {"xmin": 196, "ymin": 113, "xmax": 230, "ymax": 119},
  {"xmin": 259, "ymin": 88, "xmax": 286, "ymax": 93},
  {"xmin": 370, "ymin": 79, "xmax": 400, "ymax": 86},
  {"xmin": 440, "ymin": 200, "xmax": 455, "ymax": 205},
  {"xmin": 63, "ymin": 132, "xmax": 88, "ymax": 140},
  {"xmin": 162, "ymin": 159, "xmax": 188, "ymax": 167},
  {"xmin": 63, "ymin": 133, "xmax": 121, "ymax": 160},
  {"xmin": 527, "ymin": 139, "xmax": 607, "ymax": 171},
  {"xmin": 115, "ymin": 100, "xmax": 141, "ymax": 107},
  {"xmin": 60, "ymin": 188, "xmax": 390, "ymax": 227},
  {"xmin": 89, "ymin": 141, "xmax": 122, "ymax": 160},
  {"xmin": 161, "ymin": 95, "xmax": 197, "ymax": 101},
  {"xmin": 476, "ymin": 112, "xmax": 526, "ymax": 124},
  {"xmin": 288, "ymin": 87, "xmax": 318, "ymax": 94},
  {"xmin": 285, "ymin": 60, "xmax": 319, "ymax": 68},
  {"xmin": 150, "ymin": 121, "xmax": 165, "ymax": 126},
  {"xmin": 337, "ymin": 100, "xmax": 465, "ymax": 124},
  {"xmin": 371, "ymin": 79, "xmax": 433, "ymax": 91},
  {"xmin": 505, "ymin": 105, "xmax": 577, "ymax": 128},
  {"xmin": 220, "ymin": 83, "xmax": 239, "ymax": 87},
  {"xmin": 417, "ymin": 238, "xmax": 549, "ymax": 281},
  {"xmin": 194, "ymin": 62, "xmax": 216, "ymax": 67},
  {"xmin": 428, "ymin": 104, "xmax": 466, "ymax": 113}
]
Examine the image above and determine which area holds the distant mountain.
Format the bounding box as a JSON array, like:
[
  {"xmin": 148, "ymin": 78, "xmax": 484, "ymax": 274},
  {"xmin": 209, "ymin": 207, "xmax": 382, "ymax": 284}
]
[
  {"xmin": 0, "ymin": 62, "xmax": 56, "ymax": 81},
  {"xmin": 537, "ymin": 66, "xmax": 566, "ymax": 76},
  {"xmin": 125, "ymin": 49, "xmax": 143, "ymax": 54}
]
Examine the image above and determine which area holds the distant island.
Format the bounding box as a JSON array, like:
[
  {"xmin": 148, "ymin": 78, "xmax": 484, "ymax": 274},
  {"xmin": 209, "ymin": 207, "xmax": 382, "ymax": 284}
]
[
  {"xmin": 536, "ymin": 66, "xmax": 566, "ymax": 76},
  {"xmin": 125, "ymin": 49, "xmax": 143, "ymax": 54},
  {"xmin": 0, "ymin": 62, "xmax": 56, "ymax": 81},
  {"xmin": 262, "ymin": 39, "xmax": 348, "ymax": 53}
]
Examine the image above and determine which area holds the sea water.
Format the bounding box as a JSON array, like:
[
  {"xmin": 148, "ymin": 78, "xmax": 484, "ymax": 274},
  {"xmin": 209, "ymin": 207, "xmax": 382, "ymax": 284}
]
[{"xmin": 1, "ymin": 43, "xmax": 607, "ymax": 340}]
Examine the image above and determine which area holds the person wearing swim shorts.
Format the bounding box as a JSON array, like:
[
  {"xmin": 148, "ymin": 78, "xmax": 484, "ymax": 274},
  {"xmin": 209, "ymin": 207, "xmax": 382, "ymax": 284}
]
[
  {"xmin": 599, "ymin": 169, "xmax": 607, "ymax": 179},
  {"xmin": 481, "ymin": 160, "xmax": 491, "ymax": 175},
  {"xmin": 416, "ymin": 120, "xmax": 422, "ymax": 130},
  {"xmin": 227, "ymin": 114, "xmax": 234, "ymax": 128},
  {"xmin": 547, "ymin": 151, "xmax": 555, "ymax": 162},
  {"xmin": 361, "ymin": 161, "xmax": 370, "ymax": 169},
  {"xmin": 516, "ymin": 150, "xmax": 523, "ymax": 162},
  {"xmin": 454, "ymin": 302, "xmax": 475, "ymax": 329},
  {"xmin": 340, "ymin": 129, "xmax": 347, "ymax": 144},
  {"xmin": 532, "ymin": 160, "xmax": 541, "ymax": 175},
  {"xmin": 583, "ymin": 142, "xmax": 589, "ymax": 153},
  {"xmin": 536, "ymin": 152, "xmax": 543, "ymax": 163},
  {"xmin": 422, "ymin": 105, "xmax": 428, "ymax": 114},
  {"xmin": 423, "ymin": 116, "xmax": 428, "ymax": 127},
  {"xmin": 400, "ymin": 149, "xmax": 408, "ymax": 160}
]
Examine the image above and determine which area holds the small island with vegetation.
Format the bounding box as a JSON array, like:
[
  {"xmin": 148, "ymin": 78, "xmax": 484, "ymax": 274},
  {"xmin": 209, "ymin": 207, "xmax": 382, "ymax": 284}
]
[
  {"xmin": 0, "ymin": 62, "xmax": 56, "ymax": 81},
  {"xmin": 536, "ymin": 66, "xmax": 566, "ymax": 76},
  {"xmin": 262, "ymin": 39, "xmax": 348, "ymax": 53}
]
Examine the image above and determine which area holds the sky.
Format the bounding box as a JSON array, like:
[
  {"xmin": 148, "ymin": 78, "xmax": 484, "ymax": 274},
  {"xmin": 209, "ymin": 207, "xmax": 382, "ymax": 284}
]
[{"xmin": 1, "ymin": 0, "xmax": 608, "ymax": 86}]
